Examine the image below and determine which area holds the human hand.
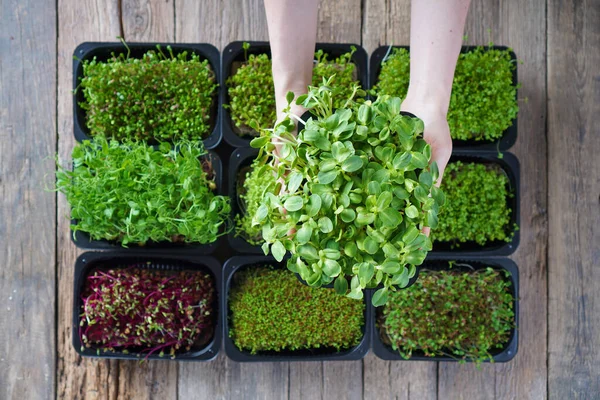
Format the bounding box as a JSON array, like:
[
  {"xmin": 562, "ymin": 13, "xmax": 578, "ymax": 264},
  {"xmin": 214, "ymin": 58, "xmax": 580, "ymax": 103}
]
[{"xmin": 400, "ymin": 96, "xmax": 453, "ymax": 236}]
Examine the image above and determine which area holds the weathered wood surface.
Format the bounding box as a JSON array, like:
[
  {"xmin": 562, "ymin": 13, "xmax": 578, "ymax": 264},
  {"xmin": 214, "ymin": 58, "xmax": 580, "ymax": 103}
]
[
  {"xmin": 547, "ymin": 0, "xmax": 600, "ymax": 398},
  {"xmin": 0, "ymin": 0, "xmax": 57, "ymax": 399},
  {"xmin": 0, "ymin": 0, "xmax": 590, "ymax": 398}
]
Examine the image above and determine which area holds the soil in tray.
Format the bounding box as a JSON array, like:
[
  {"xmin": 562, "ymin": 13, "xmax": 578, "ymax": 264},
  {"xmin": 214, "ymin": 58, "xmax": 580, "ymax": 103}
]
[
  {"xmin": 375, "ymin": 259, "xmax": 517, "ymax": 364},
  {"xmin": 74, "ymin": 42, "xmax": 220, "ymax": 147},
  {"xmin": 225, "ymin": 259, "xmax": 367, "ymax": 359},
  {"xmin": 75, "ymin": 256, "xmax": 219, "ymax": 360}
]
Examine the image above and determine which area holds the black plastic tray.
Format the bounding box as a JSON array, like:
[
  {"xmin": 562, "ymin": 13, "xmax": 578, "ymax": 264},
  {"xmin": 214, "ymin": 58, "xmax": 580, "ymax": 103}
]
[
  {"xmin": 222, "ymin": 255, "xmax": 371, "ymax": 362},
  {"xmin": 72, "ymin": 42, "xmax": 222, "ymax": 149},
  {"xmin": 72, "ymin": 251, "xmax": 222, "ymax": 361},
  {"xmin": 221, "ymin": 41, "xmax": 369, "ymax": 147},
  {"xmin": 369, "ymin": 45, "xmax": 518, "ymax": 151},
  {"xmin": 430, "ymin": 151, "xmax": 520, "ymax": 256},
  {"xmin": 371, "ymin": 256, "xmax": 519, "ymax": 362},
  {"xmin": 227, "ymin": 147, "xmax": 265, "ymax": 253},
  {"xmin": 70, "ymin": 151, "xmax": 225, "ymax": 253}
]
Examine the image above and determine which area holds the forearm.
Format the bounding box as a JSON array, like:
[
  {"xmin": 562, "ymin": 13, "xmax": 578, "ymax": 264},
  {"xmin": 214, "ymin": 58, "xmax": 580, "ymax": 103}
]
[
  {"xmin": 402, "ymin": 0, "xmax": 470, "ymax": 116},
  {"xmin": 264, "ymin": 0, "xmax": 318, "ymax": 117}
]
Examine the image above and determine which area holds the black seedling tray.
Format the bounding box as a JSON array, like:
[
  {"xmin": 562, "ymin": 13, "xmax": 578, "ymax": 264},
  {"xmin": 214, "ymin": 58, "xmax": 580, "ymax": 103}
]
[
  {"xmin": 227, "ymin": 146, "xmax": 265, "ymax": 253},
  {"xmin": 70, "ymin": 151, "xmax": 225, "ymax": 253},
  {"xmin": 72, "ymin": 251, "xmax": 222, "ymax": 361},
  {"xmin": 72, "ymin": 42, "xmax": 222, "ymax": 149},
  {"xmin": 369, "ymin": 45, "xmax": 518, "ymax": 151},
  {"xmin": 430, "ymin": 151, "xmax": 520, "ymax": 256},
  {"xmin": 372, "ymin": 256, "xmax": 519, "ymax": 362},
  {"xmin": 222, "ymin": 255, "xmax": 371, "ymax": 362},
  {"xmin": 221, "ymin": 41, "xmax": 369, "ymax": 147}
]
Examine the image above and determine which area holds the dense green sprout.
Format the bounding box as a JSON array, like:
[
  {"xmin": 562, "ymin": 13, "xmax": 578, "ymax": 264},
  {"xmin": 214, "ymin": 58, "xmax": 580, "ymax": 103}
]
[
  {"xmin": 226, "ymin": 53, "xmax": 276, "ymax": 136},
  {"xmin": 56, "ymin": 136, "xmax": 230, "ymax": 246},
  {"xmin": 374, "ymin": 46, "xmax": 518, "ymax": 141},
  {"xmin": 80, "ymin": 46, "xmax": 217, "ymax": 142},
  {"xmin": 234, "ymin": 156, "xmax": 277, "ymax": 245},
  {"xmin": 380, "ymin": 266, "xmax": 515, "ymax": 364},
  {"xmin": 227, "ymin": 46, "xmax": 362, "ymax": 136},
  {"xmin": 433, "ymin": 161, "xmax": 513, "ymax": 246},
  {"xmin": 229, "ymin": 266, "xmax": 365, "ymax": 354},
  {"xmin": 371, "ymin": 47, "xmax": 410, "ymax": 99},
  {"xmin": 311, "ymin": 48, "xmax": 362, "ymax": 109}
]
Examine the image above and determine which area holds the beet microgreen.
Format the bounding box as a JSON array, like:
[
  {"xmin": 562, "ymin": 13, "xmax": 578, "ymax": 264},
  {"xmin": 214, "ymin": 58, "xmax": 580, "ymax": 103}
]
[
  {"xmin": 380, "ymin": 264, "xmax": 515, "ymax": 365},
  {"xmin": 56, "ymin": 136, "xmax": 230, "ymax": 246},
  {"xmin": 234, "ymin": 154, "xmax": 278, "ymax": 245},
  {"xmin": 250, "ymin": 78, "xmax": 445, "ymax": 306},
  {"xmin": 226, "ymin": 44, "xmax": 363, "ymax": 136},
  {"xmin": 80, "ymin": 266, "xmax": 215, "ymax": 359},
  {"xmin": 433, "ymin": 161, "xmax": 513, "ymax": 246},
  {"xmin": 79, "ymin": 45, "xmax": 217, "ymax": 142},
  {"xmin": 373, "ymin": 45, "xmax": 518, "ymax": 141},
  {"xmin": 229, "ymin": 266, "xmax": 364, "ymax": 354}
]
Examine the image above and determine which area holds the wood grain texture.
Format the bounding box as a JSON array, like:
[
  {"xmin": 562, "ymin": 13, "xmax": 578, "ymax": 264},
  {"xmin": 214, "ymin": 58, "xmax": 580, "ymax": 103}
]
[
  {"xmin": 439, "ymin": 0, "xmax": 549, "ymax": 398},
  {"xmin": 361, "ymin": 0, "xmax": 411, "ymax": 55},
  {"xmin": 363, "ymin": 354, "xmax": 437, "ymax": 400},
  {"xmin": 56, "ymin": 0, "xmax": 121, "ymax": 398},
  {"xmin": 56, "ymin": 1, "xmax": 176, "ymax": 399},
  {"xmin": 317, "ymin": 0, "xmax": 362, "ymax": 43},
  {"xmin": 547, "ymin": 0, "xmax": 600, "ymax": 398},
  {"xmin": 122, "ymin": 0, "xmax": 175, "ymax": 42},
  {"xmin": 0, "ymin": 0, "xmax": 57, "ymax": 398}
]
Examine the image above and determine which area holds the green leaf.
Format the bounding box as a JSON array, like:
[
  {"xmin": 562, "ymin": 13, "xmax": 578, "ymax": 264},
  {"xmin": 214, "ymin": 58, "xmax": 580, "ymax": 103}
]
[
  {"xmin": 419, "ymin": 171, "xmax": 433, "ymax": 188},
  {"xmin": 318, "ymin": 169, "xmax": 338, "ymax": 184},
  {"xmin": 392, "ymin": 152, "xmax": 412, "ymax": 170},
  {"xmin": 376, "ymin": 191, "xmax": 393, "ymax": 209},
  {"xmin": 405, "ymin": 205, "xmax": 419, "ymax": 219},
  {"xmin": 271, "ymin": 240, "xmax": 286, "ymax": 261},
  {"xmin": 307, "ymin": 194, "xmax": 322, "ymax": 217},
  {"xmin": 286, "ymin": 91, "xmax": 295, "ymax": 104},
  {"xmin": 323, "ymin": 259, "xmax": 342, "ymax": 277},
  {"xmin": 296, "ymin": 225, "xmax": 313, "ymax": 244},
  {"xmin": 381, "ymin": 261, "xmax": 401, "ymax": 274},
  {"xmin": 341, "ymin": 155, "xmax": 363, "ymax": 172},
  {"xmin": 284, "ymin": 196, "xmax": 304, "ymax": 212},
  {"xmin": 318, "ymin": 217, "xmax": 333, "ymax": 233},
  {"xmin": 372, "ymin": 288, "xmax": 389, "ymax": 307},
  {"xmin": 358, "ymin": 262, "xmax": 375, "ymax": 287},
  {"xmin": 410, "ymin": 152, "xmax": 429, "ymax": 169},
  {"xmin": 287, "ymin": 172, "xmax": 303, "ymax": 193},
  {"xmin": 334, "ymin": 276, "xmax": 348, "ymax": 295},
  {"xmin": 298, "ymin": 244, "xmax": 319, "ymax": 261},
  {"xmin": 344, "ymin": 242, "xmax": 358, "ymax": 257},
  {"xmin": 250, "ymin": 136, "xmax": 269, "ymax": 148},
  {"xmin": 363, "ymin": 237, "xmax": 379, "ymax": 254},
  {"xmin": 340, "ymin": 208, "xmax": 356, "ymax": 223},
  {"xmin": 379, "ymin": 207, "xmax": 402, "ymax": 228}
]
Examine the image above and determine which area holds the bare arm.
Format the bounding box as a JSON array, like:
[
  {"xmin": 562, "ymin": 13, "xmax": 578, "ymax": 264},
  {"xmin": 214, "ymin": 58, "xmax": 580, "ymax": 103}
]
[
  {"xmin": 264, "ymin": 0, "xmax": 319, "ymax": 120},
  {"xmin": 401, "ymin": 0, "xmax": 471, "ymax": 182}
]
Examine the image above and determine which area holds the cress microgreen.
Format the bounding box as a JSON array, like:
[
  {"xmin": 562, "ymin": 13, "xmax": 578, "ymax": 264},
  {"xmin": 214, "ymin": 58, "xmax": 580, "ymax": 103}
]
[
  {"xmin": 433, "ymin": 161, "xmax": 514, "ymax": 246},
  {"xmin": 373, "ymin": 45, "xmax": 519, "ymax": 141},
  {"xmin": 229, "ymin": 266, "xmax": 364, "ymax": 354},
  {"xmin": 380, "ymin": 264, "xmax": 515, "ymax": 365},
  {"xmin": 250, "ymin": 77, "xmax": 445, "ymax": 306},
  {"xmin": 234, "ymin": 154, "xmax": 278, "ymax": 245},
  {"xmin": 79, "ymin": 45, "xmax": 217, "ymax": 142},
  {"xmin": 226, "ymin": 44, "xmax": 363, "ymax": 136},
  {"xmin": 56, "ymin": 136, "xmax": 230, "ymax": 246}
]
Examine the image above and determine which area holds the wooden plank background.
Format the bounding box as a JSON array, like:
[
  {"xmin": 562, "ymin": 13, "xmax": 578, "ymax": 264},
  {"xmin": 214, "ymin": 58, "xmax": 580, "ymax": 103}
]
[{"xmin": 1, "ymin": 0, "xmax": 598, "ymax": 398}]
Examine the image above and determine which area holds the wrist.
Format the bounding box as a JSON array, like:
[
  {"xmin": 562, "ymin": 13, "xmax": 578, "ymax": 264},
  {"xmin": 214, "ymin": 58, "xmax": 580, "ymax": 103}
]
[{"xmin": 401, "ymin": 85, "xmax": 451, "ymax": 120}]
